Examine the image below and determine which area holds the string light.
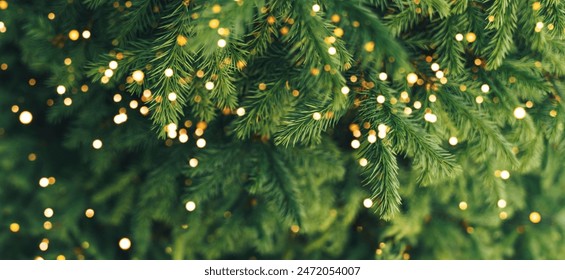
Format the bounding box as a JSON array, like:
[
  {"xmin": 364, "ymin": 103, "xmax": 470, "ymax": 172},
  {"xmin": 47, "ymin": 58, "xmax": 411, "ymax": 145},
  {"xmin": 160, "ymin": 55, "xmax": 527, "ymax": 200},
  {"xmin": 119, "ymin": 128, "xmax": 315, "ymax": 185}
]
[
  {"xmin": 82, "ymin": 30, "xmax": 91, "ymax": 39},
  {"xmin": 109, "ymin": 61, "xmax": 118, "ymax": 69},
  {"xmin": 68, "ymin": 30, "xmax": 80, "ymax": 41},
  {"xmin": 497, "ymin": 199, "xmax": 507, "ymax": 208},
  {"xmin": 351, "ymin": 139, "xmax": 360, "ymax": 149},
  {"xmin": 359, "ymin": 158, "xmax": 368, "ymax": 167},
  {"xmin": 9, "ymin": 223, "xmax": 20, "ymax": 233},
  {"xmin": 466, "ymin": 32, "xmax": 477, "ymax": 43},
  {"xmin": 363, "ymin": 198, "xmax": 373, "ymax": 208},
  {"xmin": 341, "ymin": 86, "xmax": 350, "ymax": 94},
  {"xmin": 312, "ymin": 112, "xmax": 322, "ymax": 120},
  {"xmin": 376, "ymin": 95, "xmax": 386, "ymax": 104},
  {"xmin": 455, "ymin": 33, "xmax": 464, "ymax": 41},
  {"xmin": 481, "ymin": 84, "xmax": 490, "ymax": 93},
  {"xmin": 19, "ymin": 111, "xmax": 33, "ymax": 125},
  {"xmin": 217, "ymin": 39, "xmax": 227, "ymax": 48},
  {"xmin": 189, "ymin": 158, "xmax": 198, "ymax": 168},
  {"xmin": 459, "ymin": 201, "xmax": 468, "ymax": 210},
  {"xmin": 39, "ymin": 177, "xmax": 49, "ymax": 188},
  {"xmin": 236, "ymin": 107, "xmax": 245, "ymax": 116},
  {"xmin": 449, "ymin": 136, "xmax": 458, "ymax": 146},
  {"xmin": 513, "ymin": 107, "xmax": 526, "ymax": 119},
  {"xmin": 132, "ymin": 70, "xmax": 144, "ymax": 82},
  {"xmin": 119, "ymin": 237, "xmax": 132, "ymax": 250},
  {"xmin": 185, "ymin": 201, "xmax": 196, "ymax": 212},
  {"xmin": 312, "ymin": 4, "xmax": 321, "ymax": 12},
  {"xmin": 328, "ymin": 47, "xmax": 337, "ymax": 55},
  {"xmin": 205, "ymin": 81, "xmax": 215, "ymax": 90},
  {"xmin": 431, "ymin": 63, "xmax": 440, "ymax": 71},
  {"xmin": 407, "ymin": 73, "xmax": 418, "ymax": 84},
  {"xmin": 500, "ymin": 170, "xmax": 510, "ymax": 180},
  {"xmin": 168, "ymin": 92, "xmax": 177, "ymax": 102},
  {"xmin": 85, "ymin": 209, "xmax": 95, "ymax": 218},
  {"xmin": 164, "ymin": 68, "xmax": 174, "ymax": 77},
  {"xmin": 44, "ymin": 208, "xmax": 54, "ymax": 218},
  {"xmin": 104, "ymin": 69, "xmax": 114, "ymax": 77},
  {"xmin": 57, "ymin": 85, "xmax": 66, "ymax": 95},
  {"xmin": 92, "ymin": 139, "xmax": 103, "ymax": 149},
  {"xmin": 529, "ymin": 212, "xmax": 541, "ymax": 223},
  {"xmin": 196, "ymin": 138, "xmax": 206, "ymax": 148},
  {"xmin": 435, "ymin": 71, "xmax": 444, "ymax": 79}
]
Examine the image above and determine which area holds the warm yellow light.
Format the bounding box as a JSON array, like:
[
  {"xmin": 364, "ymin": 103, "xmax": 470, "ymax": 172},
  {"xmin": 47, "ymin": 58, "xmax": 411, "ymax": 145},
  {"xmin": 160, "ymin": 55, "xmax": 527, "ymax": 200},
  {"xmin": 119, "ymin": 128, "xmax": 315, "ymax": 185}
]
[
  {"xmin": 205, "ymin": 81, "xmax": 214, "ymax": 90},
  {"xmin": 449, "ymin": 136, "xmax": 458, "ymax": 146},
  {"xmin": 104, "ymin": 69, "xmax": 114, "ymax": 78},
  {"xmin": 164, "ymin": 68, "xmax": 174, "ymax": 77},
  {"xmin": 363, "ymin": 198, "xmax": 373, "ymax": 208},
  {"xmin": 189, "ymin": 158, "xmax": 198, "ymax": 168},
  {"xmin": 413, "ymin": 101, "xmax": 422, "ymax": 109},
  {"xmin": 185, "ymin": 201, "xmax": 197, "ymax": 212},
  {"xmin": 85, "ymin": 209, "xmax": 95, "ymax": 218},
  {"xmin": 108, "ymin": 61, "xmax": 118, "ymax": 70},
  {"xmin": 499, "ymin": 211, "xmax": 508, "ymax": 220},
  {"xmin": 168, "ymin": 92, "xmax": 177, "ymax": 102},
  {"xmin": 196, "ymin": 138, "xmax": 206, "ymax": 148},
  {"xmin": 435, "ymin": 71, "xmax": 444, "ymax": 79},
  {"xmin": 209, "ymin": 19, "xmax": 220, "ymax": 29},
  {"xmin": 424, "ymin": 113, "xmax": 437, "ymax": 123},
  {"xmin": 466, "ymin": 32, "xmax": 476, "ymax": 43},
  {"xmin": 514, "ymin": 107, "xmax": 526, "ymax": 119},
  {"xmin": 497, "ymin": 199, "xmax": 507, "ymax": 208},
  {"xmin": 39, "ymin": 241, "xmax": 49, "ymax": 251},
  {"xmin": 64, "ymin": 58, "xmax": 72, "ymax": 65},
  {"xmin": 290, "ymin": 225, "xmax": 300, "ymax": 233},
  {"xmin": 529, "ymin": 212, "xmax": 541, "ymax": 224},
  {"xmin": 459, "ymin": 201, "xmax": 468, "ymax": 210},
  {"xmin": 92, "ymin": 139, "xmax": 103, "ymax": 149},
  {"xmin": 68, "ymin": 30, "xmax": 80, "ymax": 41},
  {"xmin": 431, "ymin": 63, "xmax": 440, "ymax": 71},
  {"xmin": 39, "ymin": 177, "xmax": 49, "ymax": 188},
  {"xmin": 119, "ymin": 238, "xmax": 131, "ymax": 250},
  {"xmin": 376, "ymin": 95, "xmax": 386, "ymax": 104},
  {"xmin": 56, "ymin": 255, "xmax": 66, "ymax": 260},
  {"xmin": 43, "ymin": 221, "xmax": 52, "ymax": 230},
  {"xmin": 481, "ymin": 84, "xmax": 490, "ymax": 93},
  {"xmin": 455, "ymin": 33, "xmax": 464, "ymax": 41},
  {"xmin": 359, "ymin": 158, "xmax": 368, "ymax": 167},
  {"xmin": 341, "ymin": 86, "xmax": 350, "ymax": 94},
  {"xmin": 312, "ymin": 4, "xmax": 321, "ymax": 12},
  {"xmin": 500, "ymin": 170, "xmax": 510, "ymax": 180},
  {"xmin": 236, "ymin": 107, "xmax": 246, "ymax": 116},
  {"xmin": 312, "ymin": 112, "xmax": 322, "ymax": 120},
  {"xmin": 407, "ymin": 73, "xmax": 418, "ymax": 84},
  {"xmin": 177, "ymin": 35, "xmax": 188, "ymax": 46},
  {"xmin": 44, "ymin": 208, "xmax": 54, "ymax": 218},
  {"xmin": 351, "ymin": 139, "xmax": 360, "ymax": 149},
  {"xmin": 9, "ymin": 223, "xmax": 20, "ymax": 233},
  {"xmin": 129, "ymin": 100, "xmax": 139, "ymax": 109},
  {"xmin": 476, "ymin": 96, "xmax": 484, "ymax": 104},
  {"xmin": 82, "ymin": 30, "xmax": 91, "ymax": 39},
  {"xmin": 132, "ymin": 70, "xmax": 144, "ymax": 82},
  {"xmin": 367, "ymin": 134, "xmax": 377, "ymax": 143},
  {"xmin": 63, "ymin": 98, "xmax": 72, "ymax": 106},
  {"xmin": 57, "ymin": 85, "xmax": 66, "ymax": 95},
  {"xmin": 328, "ymin": 47, "xmax": 337, "ymax": 55},
  {"xmin": 19, "ymin": 111, "xmax": 33, "ymax": 125},
  {"xmin": 47, "ymin": 13, "xmax": 55, "ymax": 20}
]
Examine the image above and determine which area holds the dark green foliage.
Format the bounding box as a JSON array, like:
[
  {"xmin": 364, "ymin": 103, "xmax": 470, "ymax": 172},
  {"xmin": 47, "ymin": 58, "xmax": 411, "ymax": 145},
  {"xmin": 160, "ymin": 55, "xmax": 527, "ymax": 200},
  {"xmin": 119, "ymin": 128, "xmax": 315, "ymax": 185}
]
[{"xmin": 1, "ymin": 0, "xmax": 565, "ymax": 260}]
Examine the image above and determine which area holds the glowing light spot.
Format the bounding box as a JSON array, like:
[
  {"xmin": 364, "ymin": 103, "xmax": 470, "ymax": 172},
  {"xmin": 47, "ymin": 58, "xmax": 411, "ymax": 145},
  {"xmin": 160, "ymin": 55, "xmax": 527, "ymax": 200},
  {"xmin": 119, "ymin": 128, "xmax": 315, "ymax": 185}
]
[
  {"xmin": 189, "ymin": 158, "xmax": 198, "ymax": 168},
  {"xmin": 341, "ymin": 86, "xmax": 350, "ymax": 94},
  {"xmin": 481, "ymin": 84, "xmax": 490, "ymax": 93},
  {"xmin": 312, "ymin": 4, "xmax": 321, "ymax": 12},
  {"xmin": 499, "ymin": 211, "xmax": 508, "ymax": 220},
  {"xmin": 168, "ymin": 92, "xmax": 177, "ymax": 102},
  {"xmin": 92, "ymin": 139, "xmax": 103, "ymax": 149},
  {"xmin": 177, "ymin": 35, "xmax": 188, "ymax": 46},
  {"xmin": 424, "ymin": 113, "xmax": 437, "ymax": 123},
  {"xmin": 476, "ymin": 96, "xmax": 484, "ymax": 104},
  {"xmin": 217, "ymin": 39, "xmax": 227, "ymax": 48},
  {"xmin": 39, "ymin": 177, "xmax": 49, "ymax": 188},
  {"xmin": 431, "ymin": 63, "xmax": 440, "ymax": 71},
  {"xmin": 500, "ymin": 170, "xmax": 510, "ymax": 180},
  {"xmin": 205, "ymin": 81, "xmax": 214, "ymax": 90},
  {"xmin": 367, "ymin": 134, "xmax": 377, "ymax": 143},
  {"xmin": 82, "ymin": 30, "xmax": 91, "ymax": 39},
  {"xmin": 359, "ymin": 158, "xmax": 368, "ymax": 167},
  {"xmin": 236, "ymin": 107, "xmax": 246, "ymax": 116},
  {"xmin": 497, "ymin": 199, "xmax": 507, "ymax": 208},
  {"xmin": 104, "ymin": 69, "xmax": 114, "ymax": 78},
  {"xmin": 119, "ymin": 238, "xmax": 131, "ymax": 250},
  {"xmin": 209, "ymin": 19, "xmax": 220, "ymax": 29},
  {"xmin": 68, "ymin": 30, "xmax": 80, "ymax": 41},
  {"xmin": 529, "ymin": 212, "xmax": 541, "ymax": 224},
  {"xmin": 85, "ymin": 209, "xmax": 95, "ymax": 218},
  {"xmin": 108, "ymin": 61, "xmax": 118, "ymax": 70},
  {"xmin": 313, "ymin": 112, "xmax": 322, "ymax": 120},
  {"xmin": 407, "ymin": 73, "xmax": 418, "ymax": 84},
  {"xmin": 328, "ymin": 47, "xmax": 337, "ymax": 55},
  {"xmin": 9, "ymin": 223, "xmax": 20, "ymax": 233},
  {"xmin": 63, "ymin": 98, "xmax": 72, "ymax": 106},
  {"xmin": 376, "ymin": 95, "xmax": 386, "ymax": 104},
  {"xmin": 57, "ymin": 85, "xmax": 66, "ymax": 95},
  {"xmin": 455, "ymin": 33, "xmax": 464, "ymax": 41},
  {"xmin": 39, "ymin": 241, "xmax": 49, "ymax": 251},
  {"xmin": 378, "ymin": 72, "xmax": 388, "ymax": 81},
  {"xmin": 47, "ymin": 13, "xmax": 56, "ymax": 20},
  {"xmin": 459, "ymin": 201, "xmax": 468, "ymax": 210},
  {"xmin": 351, "ymin": 139, "xmax": 360, "ymax": 149},
  {"xmin": 196, "ymin": 138, "xmax": 206, "ymax": 148},
  {"xmin": 19, "ymin": 111, "xmax": 33, "ymax": 125},
  {"xmin": 290, "ymin": 225, "xmax": 300, "ymax": 233},
  {"xmin": 429, "ymin": 94, "xmax": 437, "ymax": 103},
  {"xmin": 43, "ymin": 221, "xmax": 52, "ymax": 230},
  {"xmin": 185, "ymin": 201, "xmax": 196, "ymax": 212},
  {"xmin": 132, "ymin": 70, "xmax": 144, "ymax": 82},
  {"xmin": 56, "ymin": 255, "xmax": 66, "ymax": 260},
  {"xmin": 44, "ymin": 208, "xmax": 54, "ymax": 218},
  {"xmin": 435, "ymin": 71, "xmax": 444, "ymax": 79},
  {"xmin": 363, "ymin": 198, "xmax": 373, "ymax": 208},
  {"xmin": 466, "ymin": 32, "xmax": 476, "ymax": 43},
  {"xmin": 164, "ymin": 68, "xmax": 174, "ymax": 77},
  {"xmin": 449, "ymin": 137, "xmax": 458, "ymax": 146},
  {"xmin": 514, "ymin": 107, "xmax": 526, "ymax": 119}
]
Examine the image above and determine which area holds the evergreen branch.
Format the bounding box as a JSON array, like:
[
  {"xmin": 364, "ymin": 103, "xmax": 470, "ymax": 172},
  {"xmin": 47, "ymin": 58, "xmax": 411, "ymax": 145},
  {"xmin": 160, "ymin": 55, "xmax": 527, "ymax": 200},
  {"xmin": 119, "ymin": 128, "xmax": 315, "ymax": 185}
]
[
  {"xmin": 485, "ymin": 0, "xmax": 518, "ymax": 70},
  {"xmin": 359, "ymin": 139, "xmax": 401, "ymax": 220},
  {"xmin": 438, "ymin": 85, "xmax": 519, "ymax": 165},
  {"xmin": 432, "ymin": 14, "xmax": 467, "ymax": 75}
]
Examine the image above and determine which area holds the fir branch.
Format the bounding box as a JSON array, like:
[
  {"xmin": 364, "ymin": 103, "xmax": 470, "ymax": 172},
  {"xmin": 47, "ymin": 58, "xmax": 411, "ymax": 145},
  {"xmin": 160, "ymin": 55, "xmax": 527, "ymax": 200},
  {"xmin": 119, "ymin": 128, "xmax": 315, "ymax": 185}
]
[{"xmin": 485, "ymin": 0, "xmax": 518, "ymax": 70}]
